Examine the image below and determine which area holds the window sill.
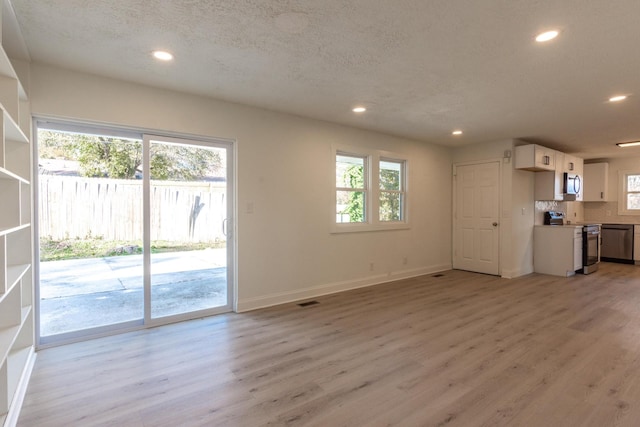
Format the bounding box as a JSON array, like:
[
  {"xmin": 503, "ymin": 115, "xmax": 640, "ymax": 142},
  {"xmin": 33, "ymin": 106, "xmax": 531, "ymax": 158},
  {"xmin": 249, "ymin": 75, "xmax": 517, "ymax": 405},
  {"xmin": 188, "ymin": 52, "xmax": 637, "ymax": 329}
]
[
  {"xmin": 330, "ymin": 222, "xmax": 410, "ymax": 234},
  {"xmin": 617, "ymin": 209, "xmax": 640, "ymax": 216}
]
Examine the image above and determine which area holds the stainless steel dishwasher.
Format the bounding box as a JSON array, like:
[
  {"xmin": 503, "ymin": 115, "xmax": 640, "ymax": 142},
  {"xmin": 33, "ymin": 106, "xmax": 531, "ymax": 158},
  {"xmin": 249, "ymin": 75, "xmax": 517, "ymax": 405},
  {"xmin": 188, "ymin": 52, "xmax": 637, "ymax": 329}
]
[{"xmin": 601, "ymin": 224, "xmax": 634, "ymax": 263}]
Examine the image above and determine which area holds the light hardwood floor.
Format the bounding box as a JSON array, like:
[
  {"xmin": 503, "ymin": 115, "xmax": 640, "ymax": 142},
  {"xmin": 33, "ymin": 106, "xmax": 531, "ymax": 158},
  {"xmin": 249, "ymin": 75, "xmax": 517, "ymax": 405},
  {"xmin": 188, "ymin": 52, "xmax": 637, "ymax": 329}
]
[{"xmin": 18, "ymin": 262, "xmax": 640, "ymax": 426}]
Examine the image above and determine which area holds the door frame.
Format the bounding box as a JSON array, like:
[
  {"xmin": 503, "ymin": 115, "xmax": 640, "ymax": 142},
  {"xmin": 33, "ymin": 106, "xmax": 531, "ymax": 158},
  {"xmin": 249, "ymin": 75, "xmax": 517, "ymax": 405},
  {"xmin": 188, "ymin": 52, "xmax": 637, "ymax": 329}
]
[
  {"xmin": 452, "ymin": 159, "xmax": 502, "ymax": 276},
  {"xmin": 33, "ymin": 117, "xmax": 237, "ymax": 347}
]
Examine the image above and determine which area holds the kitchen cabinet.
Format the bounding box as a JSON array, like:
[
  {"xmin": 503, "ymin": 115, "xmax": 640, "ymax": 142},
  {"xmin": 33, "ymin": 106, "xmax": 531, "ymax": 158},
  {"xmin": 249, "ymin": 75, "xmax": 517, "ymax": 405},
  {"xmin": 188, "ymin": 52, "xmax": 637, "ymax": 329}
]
[
  {"xmin": 514, "ymin": 144, "xmax": 556, "ymax": 171},
  {"xmin": 564, "ymin": 154, "xmax": 583, "ymax": 176},
  {"xmin": 583, "ymin": 163, "xmax": 609, "ymax": 201},
  {"xmin": 523, "ymin": 144, "xmax": 585, "ymax": 201},
  {"xmin": 534, "ymin": 225, "xmax": 583, "ymax": 277},
  {"xmin": 635, "ymin": 225, "xmax": 640, "ymax": 265},
  {"xmin": 0, "ymin": 31, "xmax": 33, "ymax": 426},
  {"xmin": 534, "ymin": 151, "xmax": 564, "ymax": 201}
]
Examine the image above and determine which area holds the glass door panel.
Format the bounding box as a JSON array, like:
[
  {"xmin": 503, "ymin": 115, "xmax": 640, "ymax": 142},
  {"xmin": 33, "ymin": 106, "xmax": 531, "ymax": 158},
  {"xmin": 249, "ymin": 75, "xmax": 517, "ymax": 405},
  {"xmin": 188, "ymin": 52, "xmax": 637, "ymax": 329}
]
[
  {"xmin": 38, "ymin": 129, "xmax": 144, "ymax": 339},
  {"xmin": 147, "ymin": 137, "xmax": 229, "ymax": 319}
]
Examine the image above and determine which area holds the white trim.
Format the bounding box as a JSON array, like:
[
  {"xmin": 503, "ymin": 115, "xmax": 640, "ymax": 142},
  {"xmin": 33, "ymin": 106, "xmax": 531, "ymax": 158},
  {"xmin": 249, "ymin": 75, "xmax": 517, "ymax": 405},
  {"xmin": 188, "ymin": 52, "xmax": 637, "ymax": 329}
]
[
  {"xmin": 500, "ymin": 268, "xmax": 530, "ymax": 279},
  {"xmin": 142, "ymin": 135, "xmax": 152, "ymax": 323},
  {"xmin": 34, "ymin": 115, "xmax": 236, "ymax": 147},
  {"xmin": 236, "ymin": 263, "xmax": 451, "ymax": 312},
  {"xmin": 331, "ymin": 144, "xmax": 410, "ymax": 233},
  {"xmin": 617, "ymin": 170, "xmax": 640, "ymax": 215},
  {"xmin": 4, "ymin": 349, "xmax": 36, "ymax": 427}
]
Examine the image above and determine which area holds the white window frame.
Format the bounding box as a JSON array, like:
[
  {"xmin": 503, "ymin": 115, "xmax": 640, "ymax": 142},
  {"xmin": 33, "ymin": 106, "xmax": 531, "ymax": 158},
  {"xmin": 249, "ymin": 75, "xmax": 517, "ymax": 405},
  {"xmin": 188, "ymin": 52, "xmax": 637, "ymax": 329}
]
[
  {"xmin": 331, "ymin": 145, "xmax": 409, "ymax": 233},
  {"xmin": 335, "ymin": 152, "xmax": 368, "ymax": 224},
  {"xmin": 379, "ymin": 157, "xmax": 406, "ymax": 223},
  {"xmin": 618, "ymin": 170, "xmax": 640, "ymax": 215}
]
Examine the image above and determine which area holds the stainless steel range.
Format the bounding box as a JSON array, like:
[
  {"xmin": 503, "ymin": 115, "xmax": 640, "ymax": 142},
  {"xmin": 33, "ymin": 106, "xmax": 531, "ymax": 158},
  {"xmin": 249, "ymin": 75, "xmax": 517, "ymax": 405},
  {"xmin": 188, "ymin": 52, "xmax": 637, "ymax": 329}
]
[{"xmin": 581, "ymin": 224, "xmax": 600, "ymax": 274}]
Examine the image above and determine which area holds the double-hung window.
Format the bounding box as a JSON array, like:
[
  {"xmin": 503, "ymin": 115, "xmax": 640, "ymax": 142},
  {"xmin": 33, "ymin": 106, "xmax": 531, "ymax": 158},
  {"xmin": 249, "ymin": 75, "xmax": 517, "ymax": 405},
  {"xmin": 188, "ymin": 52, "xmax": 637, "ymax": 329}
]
[
  {"xmin": 336, "ymin": 153, "xmax": 367, "ymax": 223},
  {"xmin": 379, "ymin": 159, "xmax": 405, "ymax": 222},
  {"xmin": 333, "ymin": 147, "xmax": 408, "ymax": 232},
  {"xmin": 619, "ymin": 171, "xmax": 640, "ymax": 214}
]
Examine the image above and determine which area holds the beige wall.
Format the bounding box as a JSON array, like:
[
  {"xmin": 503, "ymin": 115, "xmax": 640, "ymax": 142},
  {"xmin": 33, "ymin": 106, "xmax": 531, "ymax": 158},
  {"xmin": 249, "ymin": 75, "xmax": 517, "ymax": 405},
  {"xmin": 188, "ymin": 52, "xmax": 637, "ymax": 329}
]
[{"xmin": 29, "ymin": 63, "xmax": 453, "ymax": 311}]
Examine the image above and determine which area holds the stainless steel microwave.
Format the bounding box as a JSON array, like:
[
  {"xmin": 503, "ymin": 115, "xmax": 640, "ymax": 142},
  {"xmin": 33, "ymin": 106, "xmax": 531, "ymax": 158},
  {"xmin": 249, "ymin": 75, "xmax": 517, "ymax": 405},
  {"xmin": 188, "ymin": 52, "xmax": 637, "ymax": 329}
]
[{"xmin": 563, "ymin": 172, "xmax": 581, "ymax": 196}]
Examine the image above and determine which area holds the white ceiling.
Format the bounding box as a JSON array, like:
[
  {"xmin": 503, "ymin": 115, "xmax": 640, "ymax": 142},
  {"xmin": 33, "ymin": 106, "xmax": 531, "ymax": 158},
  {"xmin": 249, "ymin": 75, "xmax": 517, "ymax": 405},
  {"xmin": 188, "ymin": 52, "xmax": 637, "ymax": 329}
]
[{"xmin": 7, "ymin": 0, "xmax": 640, "ymax": 159}]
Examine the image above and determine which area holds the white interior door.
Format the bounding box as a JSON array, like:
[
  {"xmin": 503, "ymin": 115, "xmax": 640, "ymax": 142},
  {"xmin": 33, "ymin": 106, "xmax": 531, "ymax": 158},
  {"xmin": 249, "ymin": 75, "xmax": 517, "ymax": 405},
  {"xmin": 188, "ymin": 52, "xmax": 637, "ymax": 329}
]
[{"xmin": 453, "ymin": 161, "xmax": 500, "ymax": 275}]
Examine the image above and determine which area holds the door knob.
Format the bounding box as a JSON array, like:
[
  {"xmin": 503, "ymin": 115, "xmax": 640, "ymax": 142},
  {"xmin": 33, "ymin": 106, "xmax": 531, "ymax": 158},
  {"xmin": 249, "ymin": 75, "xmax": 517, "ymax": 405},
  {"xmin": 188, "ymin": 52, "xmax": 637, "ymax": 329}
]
[{"xmin": 492, "ymin": 222, "xmax": 498, "ymax": 227}]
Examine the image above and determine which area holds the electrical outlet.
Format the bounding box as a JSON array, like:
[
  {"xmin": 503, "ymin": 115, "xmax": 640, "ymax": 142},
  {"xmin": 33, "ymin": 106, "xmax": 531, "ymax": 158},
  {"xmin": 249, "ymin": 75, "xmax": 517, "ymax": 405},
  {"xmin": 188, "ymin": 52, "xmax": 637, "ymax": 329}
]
[
  {"xmin": 369, "ymin": 262, "xmax": 374, "ymax": 271},
  {"xmin": 402, "ymin": 257, "xmax": 408, "ymax": 265}
]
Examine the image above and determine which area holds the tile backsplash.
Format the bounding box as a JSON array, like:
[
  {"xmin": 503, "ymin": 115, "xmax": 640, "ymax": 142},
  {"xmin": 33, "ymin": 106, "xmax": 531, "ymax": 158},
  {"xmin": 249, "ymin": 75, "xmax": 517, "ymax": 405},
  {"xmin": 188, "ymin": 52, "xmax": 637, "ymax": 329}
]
[
  {"xmin": 583, "ymin": 201, "xmax": 640, "ymax": 224},
  {"xmin": 534, "ymin": 201, "xmax": 584, "ymax": 225}
]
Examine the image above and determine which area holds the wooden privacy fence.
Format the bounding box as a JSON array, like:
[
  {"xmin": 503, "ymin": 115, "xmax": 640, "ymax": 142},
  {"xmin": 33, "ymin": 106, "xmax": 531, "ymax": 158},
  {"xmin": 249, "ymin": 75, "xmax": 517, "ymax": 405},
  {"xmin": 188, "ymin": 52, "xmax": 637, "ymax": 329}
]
[{"xmin": 39, "ymin": 176, "xmax": 227, "ymax": 242}]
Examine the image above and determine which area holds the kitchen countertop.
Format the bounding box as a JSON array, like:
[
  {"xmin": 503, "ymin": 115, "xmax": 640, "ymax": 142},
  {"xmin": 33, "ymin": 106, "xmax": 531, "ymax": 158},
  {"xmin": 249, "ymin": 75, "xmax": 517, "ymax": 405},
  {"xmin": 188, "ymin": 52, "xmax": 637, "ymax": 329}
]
[{"xmin": 534, "ymin": 224, "xmax": 583, "ymax": 228}]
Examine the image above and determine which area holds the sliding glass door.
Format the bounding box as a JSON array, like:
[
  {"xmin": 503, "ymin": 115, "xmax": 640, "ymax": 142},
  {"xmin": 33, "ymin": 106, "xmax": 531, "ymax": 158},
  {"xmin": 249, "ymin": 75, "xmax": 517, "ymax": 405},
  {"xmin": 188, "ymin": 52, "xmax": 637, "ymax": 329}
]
[
  {"xmin": 146, "ymin": 136, "xmax": 231, "ymax": 320},
  {"xmin": 37, "ymin": 123, "xmax": 234, "ymax": 344}
]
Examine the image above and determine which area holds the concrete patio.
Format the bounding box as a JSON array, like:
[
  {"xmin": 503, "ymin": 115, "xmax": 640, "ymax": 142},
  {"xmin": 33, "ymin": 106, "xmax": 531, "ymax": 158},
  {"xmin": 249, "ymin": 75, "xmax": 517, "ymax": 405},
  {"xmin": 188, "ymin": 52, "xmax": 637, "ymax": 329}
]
[{"xmin": 40, "ymin": 248, "xmax": 228, "ymax": 336}]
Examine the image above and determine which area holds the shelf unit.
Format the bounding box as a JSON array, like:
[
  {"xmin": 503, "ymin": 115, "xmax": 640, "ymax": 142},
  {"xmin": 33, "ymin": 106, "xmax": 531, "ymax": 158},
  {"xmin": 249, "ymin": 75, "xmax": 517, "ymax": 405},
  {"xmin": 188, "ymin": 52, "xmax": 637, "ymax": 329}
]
[{"xmin": 0, "ymin": 3, "xmax": 34, "ymax": 425}]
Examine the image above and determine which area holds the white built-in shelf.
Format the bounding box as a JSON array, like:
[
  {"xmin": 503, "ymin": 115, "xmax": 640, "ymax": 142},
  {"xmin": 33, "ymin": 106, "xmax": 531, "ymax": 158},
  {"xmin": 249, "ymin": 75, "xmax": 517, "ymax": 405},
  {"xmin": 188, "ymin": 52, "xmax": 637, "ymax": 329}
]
[
  {"xmin": 2, "ymin": 109, "xmax": 28, "ymax": 144},
  {"xmin": 6, "ymin": 265, "xmax": 29, "ymax": 292},
  {"xmin": 0, "ymin": 167, "xmax": 28, "ymax": 184},
  {"xmin": 0, "ymin": 47, "xmax": 26, "ymax": 101},
  {"xmin": 0, "ymin": 9, "xmax": 34, "ymax": 423},
  {"xmin": 6, "ymin": 346, "xmax": 32, "ymax": 416},
  {"xmin": 0, "ymin": 324, "xmax": 20, "ymax": 365},
  {"xmin": 0, "ymin": 223, "xmax": 29, "ymax": 238},
  {"xmin": 20, "ymin": 307, "xmax": 31, "ymax": 327}
]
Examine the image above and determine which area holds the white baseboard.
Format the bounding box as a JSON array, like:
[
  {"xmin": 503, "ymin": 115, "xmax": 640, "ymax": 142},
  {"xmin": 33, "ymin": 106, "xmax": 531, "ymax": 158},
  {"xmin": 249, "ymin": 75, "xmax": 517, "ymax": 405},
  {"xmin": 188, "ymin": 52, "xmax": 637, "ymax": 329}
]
[
  {"xmin": 5, "ymin": 349, "xmax": 37, "ymax": 427},
  {"xmin": 236, "ymin": 263, "xmax": 451, "ymax": 312},
  {"xmin": 501, "ymin": 266, "xmax": 534, "ymax": 279}
]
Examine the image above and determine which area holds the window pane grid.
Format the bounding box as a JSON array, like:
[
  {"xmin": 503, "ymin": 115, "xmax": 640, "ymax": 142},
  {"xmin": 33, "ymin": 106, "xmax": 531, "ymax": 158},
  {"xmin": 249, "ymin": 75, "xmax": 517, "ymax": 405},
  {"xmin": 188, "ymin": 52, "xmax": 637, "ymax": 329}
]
[
  {"xmin": 336, "ymin": 153, "xmax": 368, "ymax": 223},
  {"xmin": 379, "ymin": 159, "xmax": 404, "ymax": 222},
  {"xmin": 379, "ymin": 192, "xmax": 403, "ymax": 222},
  {"xmin": 333, "ymin": 148, "xmax": 407, "ymax": 230},
  {"xmin": 627, "ymin": 174, "xmax": 640, "ymax": 192},
  {"xmin": 624, "ymin": 173, "xmax": 640, "ymax": 212}
]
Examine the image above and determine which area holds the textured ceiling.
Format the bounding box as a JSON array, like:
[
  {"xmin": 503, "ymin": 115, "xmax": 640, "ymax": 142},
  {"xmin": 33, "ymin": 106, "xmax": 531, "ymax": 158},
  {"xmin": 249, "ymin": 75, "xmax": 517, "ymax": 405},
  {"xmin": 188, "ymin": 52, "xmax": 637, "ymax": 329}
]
[{"xmin": 9, "ymin": 0, "xmax": 640, "ymax": 158}]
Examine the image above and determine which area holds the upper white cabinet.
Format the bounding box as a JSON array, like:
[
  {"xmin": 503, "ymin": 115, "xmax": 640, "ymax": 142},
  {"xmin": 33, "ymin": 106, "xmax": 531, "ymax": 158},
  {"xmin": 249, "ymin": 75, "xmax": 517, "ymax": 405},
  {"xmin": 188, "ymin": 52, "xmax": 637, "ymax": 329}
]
[
  {"xmin": 564, "ymin": 154, "xmax": 583, "ymax": 176},
  {"xmin": 514, "ymin": 144, "xmax": 556, "ymax": 171},
  {"xmin": 583, "ymin": 163, "xmax": 609, "ymax": 202},
  {"xmin": 534, "ymin": 151, "xmax": 564, "ymax": 201},
  {"xmin": 517, "ymin": 144, "xmax": 586, "ymax": 201}
]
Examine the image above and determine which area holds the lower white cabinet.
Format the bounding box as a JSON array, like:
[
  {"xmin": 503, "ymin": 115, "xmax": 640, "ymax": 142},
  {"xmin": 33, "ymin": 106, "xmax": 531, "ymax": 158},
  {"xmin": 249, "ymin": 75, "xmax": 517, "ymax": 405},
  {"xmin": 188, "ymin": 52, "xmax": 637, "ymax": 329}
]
[{"xmin": 534, "ymin": 225, "xmax": 583, "ymax": 277}]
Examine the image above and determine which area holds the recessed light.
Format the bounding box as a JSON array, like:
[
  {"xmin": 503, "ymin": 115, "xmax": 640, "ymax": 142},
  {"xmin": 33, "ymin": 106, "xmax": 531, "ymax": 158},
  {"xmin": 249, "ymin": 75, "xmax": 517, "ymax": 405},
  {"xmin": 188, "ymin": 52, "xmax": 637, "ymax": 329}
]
[
  {"xmin": 152, "ymin": 50, "xmax": 174, "ymax": 61},
  {"xmin": 452, "ymin": 130, "xmax": 463, "ymax": 135},
  {"xmin": 617, "ymin": 141, "xmax": 640, "ymax": 148},
  {"xmin": 609, "ymin": 95, "xmax": 628, "ymax": 102},
  {"xmin": 352, "ymin": 107, "xmax": 366, "ymax": 113},
  {"xmin": 535, "ymin": 30, "xmax": 559, "ymax": 42}
]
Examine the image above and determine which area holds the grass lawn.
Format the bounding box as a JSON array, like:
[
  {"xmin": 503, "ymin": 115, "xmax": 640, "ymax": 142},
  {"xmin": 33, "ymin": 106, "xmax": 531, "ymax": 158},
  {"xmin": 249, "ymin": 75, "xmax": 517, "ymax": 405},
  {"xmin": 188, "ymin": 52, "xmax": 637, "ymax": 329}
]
[{"xmin": 40, "ymin": 238, "xmax": 225, "ymax": 262}]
